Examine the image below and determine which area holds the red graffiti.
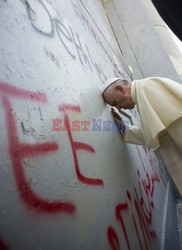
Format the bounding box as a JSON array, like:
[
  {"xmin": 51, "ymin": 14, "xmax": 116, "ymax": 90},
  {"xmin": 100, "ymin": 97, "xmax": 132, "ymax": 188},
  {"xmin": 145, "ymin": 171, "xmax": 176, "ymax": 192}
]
[
  {"xmin": 144, "ymin": 148, "xmax": 166, "ymax": 187},
  {"xmin": 115, "ymin": 203, "xmax": 130, "ymax": 250},
  {"xmin": 132, "ymin": 214, "xmax": 143, "ymax": 250},
  {"xmin": 3, "ymin": 96, "xmax": 75, "ymax": 213},
  {"xmin": 59, "ymin": 104, "xmax": 81, "ymax": 112},
  {"xmin": 134, "ymin": 188, "xmax": 156, "ymax": 249},
  {"xmin": 0, "ymin": 82, "xmax": 47, "ymax": 102},
  {"xmin": 136, "ymin": 145, "xmax": 164, "ymax": 197},
  {"xmin": 107, "ymin": 226, "xmax": 120, "ymax": 250},
  {"xmin": 59, "ymin": 104, "xmax": 104, "ymax": 186},
  {"xmin": 0, "ymin": 82, "xmax": 76, "ymax": 214},
  {"xmin": 107, "ymin": 145, "xmax": 164, "ymax": 250},
  {"xmin": 136, "ymin": 145, "xmax": 147, "ymax": 172},
  {"xmin": 108, "ymin": 187, "xmax": 156, "ymax": 250}
]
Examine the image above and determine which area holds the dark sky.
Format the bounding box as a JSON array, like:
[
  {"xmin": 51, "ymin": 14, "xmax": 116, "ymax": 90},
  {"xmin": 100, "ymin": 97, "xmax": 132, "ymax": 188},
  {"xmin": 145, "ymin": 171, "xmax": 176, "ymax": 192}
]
[{"xmin": 152, "ymin": 0, "xmax": 182, "ymax": 41}]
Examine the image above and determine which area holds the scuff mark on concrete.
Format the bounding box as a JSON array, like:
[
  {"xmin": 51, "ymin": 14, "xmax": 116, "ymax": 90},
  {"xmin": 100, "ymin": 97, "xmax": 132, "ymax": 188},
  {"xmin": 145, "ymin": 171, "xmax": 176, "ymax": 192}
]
[
  {"xmin": 21, "ymin": 121, "xmax": 35, "ymax": 135},
  {"xmin": 38, "ymin": 107, "xmax": 43, "ymax": 121},
  {"xmin": 20, "ymin": 0, "xmax": 36, "ymax": 19},
  {"xmin": 44, "ymin": 47, "xmax": 61, "ymax": 69}
]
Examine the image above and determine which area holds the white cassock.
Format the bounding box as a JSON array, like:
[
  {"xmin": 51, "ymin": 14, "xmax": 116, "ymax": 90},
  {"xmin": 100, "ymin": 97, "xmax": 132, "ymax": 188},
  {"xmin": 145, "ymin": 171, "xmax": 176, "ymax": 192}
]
[{"xmin": 124, "ymin": 77, "xmax": 182, "ymax": 194}]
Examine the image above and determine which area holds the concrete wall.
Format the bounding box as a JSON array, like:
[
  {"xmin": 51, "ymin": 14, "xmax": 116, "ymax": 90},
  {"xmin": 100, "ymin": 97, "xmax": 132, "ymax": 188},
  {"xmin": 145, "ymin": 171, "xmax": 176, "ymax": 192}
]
[
  {"xmin": 102, "ymin": 0, "xmax": 181, "ymax": 82},
  {"xmin": 0, "ymin": 0, "xmax": 180, "ymax": 249},
  {"xmin": 139, "ymin": 0, "xmax": 182, "ymax": 81}
]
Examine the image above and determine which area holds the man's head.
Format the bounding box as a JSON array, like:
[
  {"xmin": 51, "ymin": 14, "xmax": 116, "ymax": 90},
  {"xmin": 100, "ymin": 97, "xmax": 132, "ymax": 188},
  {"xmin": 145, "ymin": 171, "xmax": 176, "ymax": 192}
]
[{"xmin": 102, "ymin": 78, "xmax": 135, "ymax": 110}]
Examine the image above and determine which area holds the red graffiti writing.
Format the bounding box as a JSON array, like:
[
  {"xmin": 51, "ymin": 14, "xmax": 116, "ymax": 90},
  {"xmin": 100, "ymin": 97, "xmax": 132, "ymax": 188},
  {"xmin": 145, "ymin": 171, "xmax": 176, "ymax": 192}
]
[
  {"xmin": 108, "ymin": 187, "xmax": 156, "ymax": 249},
  {"xmin": 0, "ymin": 82, "xmax": 76, "ymax": 214},
  {"xmin": 116, "ymin": 203, "xmax": 130, "ymax": 250},
  {"xmin": 141, "ymin": 145, "xmax": 166, "ymax": 187},
  {"xmin": 59, "ymin": 104, "xmax": 81, "ymax": 112},
  {"xmin": 107, "ymin": 226, "xmax": 120, "ymax": 250},
  {"xmin": 0, "ymin": 82, "xmax": 47, "ymax": 102},
  {"xmin": 59, "ymin": 104, "xmax": 104, "ymax": 186},
  {"xmin": 107, "ymin": 146, "xmax": 164, "ymax": 250}
]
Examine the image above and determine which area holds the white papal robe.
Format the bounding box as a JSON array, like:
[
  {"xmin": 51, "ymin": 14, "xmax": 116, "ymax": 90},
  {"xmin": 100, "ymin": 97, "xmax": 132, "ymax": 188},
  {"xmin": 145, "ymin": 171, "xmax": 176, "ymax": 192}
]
[{"xmin": 123, "ymin": 77, "xmax": 182, "ymax": 194}]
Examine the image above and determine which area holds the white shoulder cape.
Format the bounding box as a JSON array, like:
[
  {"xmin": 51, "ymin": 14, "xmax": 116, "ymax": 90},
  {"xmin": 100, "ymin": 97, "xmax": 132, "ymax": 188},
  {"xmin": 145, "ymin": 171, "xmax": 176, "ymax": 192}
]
[{"xmin": 126, "ymin": 77, "xmax": 182, "ymax": 150}]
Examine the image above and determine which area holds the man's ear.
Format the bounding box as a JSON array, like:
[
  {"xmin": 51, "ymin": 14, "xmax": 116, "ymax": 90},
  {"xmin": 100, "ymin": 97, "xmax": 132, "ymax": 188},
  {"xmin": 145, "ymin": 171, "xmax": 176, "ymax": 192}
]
[{"xmin": 115, "ymin": 85, "xmax": 125, "ymax": 94}]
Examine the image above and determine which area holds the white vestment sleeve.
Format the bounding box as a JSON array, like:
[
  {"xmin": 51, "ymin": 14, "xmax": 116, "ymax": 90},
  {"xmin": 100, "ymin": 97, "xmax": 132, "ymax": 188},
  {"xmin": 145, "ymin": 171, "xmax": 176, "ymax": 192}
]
[
  {"xmin": 167, "ymin": 118, "xmax": 182, "ymax": 151},
  {"xmin": 123, "ymin": 124, "xmax": 145, "ymax": 145}
]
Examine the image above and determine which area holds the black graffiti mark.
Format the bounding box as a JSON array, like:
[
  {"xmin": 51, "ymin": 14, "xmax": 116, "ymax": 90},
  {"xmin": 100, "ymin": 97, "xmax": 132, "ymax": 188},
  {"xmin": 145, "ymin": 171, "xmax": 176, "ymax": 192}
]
[
  {"xmin": 71, "ymin": 0, "xmax": 94, "ymax": 39},
  {"xmin": 26, "ymin": 0, "xmax": 55, "ymax": 37},
  {"xmin": 71, "ymin": 0, "xmax": 107, "ymax": 55},
  {"xmin": 71, "ymin": 1, "xmax": 109, "ymax": 60},
  {"xmin": 70, "ymin": 0, "xmax": 106, "ymax": 54},
  {"xmin": 70, "ymin": 0, "xmax": 123, "ymax": 78},
  {"xmin": 25, "ymin": 0, "xmax": 108, "ymax": 82},
  {"xmin": 56, "ymin": 20, "xmax": 76, "ymax": 59}
]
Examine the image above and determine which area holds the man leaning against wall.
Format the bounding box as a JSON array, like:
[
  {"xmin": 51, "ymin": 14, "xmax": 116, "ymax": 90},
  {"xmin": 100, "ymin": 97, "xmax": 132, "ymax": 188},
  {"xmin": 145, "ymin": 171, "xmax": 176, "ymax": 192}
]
[{"xmin": 102, "ymin": 77, "xmax": 182, "ymax": 195}]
